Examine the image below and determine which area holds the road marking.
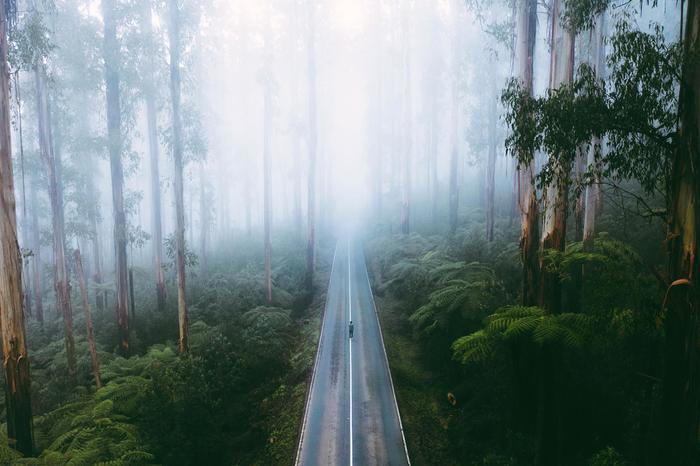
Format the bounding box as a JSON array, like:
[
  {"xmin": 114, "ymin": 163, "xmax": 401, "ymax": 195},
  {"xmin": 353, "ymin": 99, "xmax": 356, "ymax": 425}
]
[
  {"xmin": 348, "ymin": 239, "xmax": 354, "ymax": 466},
  {"xmin": 360, "ymin": 246, "xmax": 412, "ymax": 465},
  {"xmin": 294, "ymin": 243, "xmax": 339, "ymax": 466}
]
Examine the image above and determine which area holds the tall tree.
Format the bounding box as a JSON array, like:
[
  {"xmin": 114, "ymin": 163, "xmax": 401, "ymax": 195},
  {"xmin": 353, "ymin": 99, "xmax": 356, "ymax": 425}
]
[
  {"xmin": 485, "ymin": 75, "xmax": 498, "ymax": 242},
  {"xmin": 102, "ymin": 0, "xmax": 129, "ymax": 355},
  {"xmin": 539, "ymin": 0, "xmax": 574, "ymax": 314},
  {"xmin": 0, "ymin": 0, "xmax": 34, "ymax": 455},
  {"xmin": 29, "ymin": 177, "xmax": 42, "ymax": 322},
  {"xmin": 262, "ymin": 4, "xmax": 273, "ymax": 304},
  {"xmin": 582, "ymin": 12, "xmax": 606, "ymax": 251},
  {"xmin": 515, "ymin": 0, "xmax": 538, "ymax": 305},
  {"xmin": 74, "ymin": 249, "xmax": 102, "ymax": 388},
  {"xmin": 658, "ymin": 1, "xmax": 700, "ymax": 464},
  {"xmin": 141, "ymin": 0, "xmax": 166, "ymax": 311},
  {"xmin": 34, "ymin": 67, "xmax": 76, "ymax": 376},
  {"xmin": 168, "ymin": 0, "xmax": 188, "ymax": 354},
  {"xmin": 448, "ymin": 0, "xmax": 461, "ymax": 234},
  {"xmin": 305, "ymin": 0, "xmax": 317, "ymax": 291},
  {"xmin": 400, "ymin": 2, "xmax": 412, "ymax": 235}
]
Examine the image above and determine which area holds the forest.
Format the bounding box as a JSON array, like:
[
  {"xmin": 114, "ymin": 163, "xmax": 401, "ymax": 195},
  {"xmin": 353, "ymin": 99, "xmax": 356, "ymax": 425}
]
[{"xmin": 0, "ymin": 0, "xmax": 696, "ymax": 465}]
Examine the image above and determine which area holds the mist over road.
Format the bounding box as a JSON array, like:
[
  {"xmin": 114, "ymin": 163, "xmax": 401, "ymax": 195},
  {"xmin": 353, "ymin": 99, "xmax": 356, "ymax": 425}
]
[{"xmin": 295, "ymin": 239, "xmax": 410, "ymax": 466}]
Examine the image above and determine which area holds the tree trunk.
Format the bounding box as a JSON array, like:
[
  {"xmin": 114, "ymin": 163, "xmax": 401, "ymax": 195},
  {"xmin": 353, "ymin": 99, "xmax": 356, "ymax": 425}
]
[
  {"xmin": 29, "ymin": 180, "xmax": 43, "ymax": 323},
  {"xmin": 400, "ymin": 6, "xmax": 411, "ymax": 235},
  {"xmin": 658, "ymin": 1, "xmax": 700, "ymax": 464},
  {"xmin": 539, "ymin": 0, "xmax": 574, "ymax": 315},
  {"xmin": 0, "ymin": 2, "xmax": 34, "ymax": 453},
  {"xmin": 448, "ymin": 4, "xmax": 461, "ymax": 235},
  {"xmin": 74, "ymin": 249, "xmax": 102, "ymax": 389},
  {"xmin": 485, "ymin": 79, "xmax": 497, "ymax": 243},
  {"xmin": 102, "ymin": 0, "xmax": 130, "ymax": 355},
  {"xmin": 34, "ymin": 68, "xmax": 76, "ymax": 376},
  {"xmin": 141, "ymin": 1, "xmax": 166, "ymax": 311},
  {"xmin": 199, "ymin": 164, "xmax": 208, "ymax": 279},
  {"xmin": 306, "ymin": 0, "xmax": 317, "ymax": 292},
  {"xmin": 516, "ymin": 0, "xmax": 539, "ymax": 306},
  {"xmin": 168, "ymin": 0, "xmax": 189, "ymax": 354},
  {"xmin": 87, "ymin": 179, "xmax": 104, "ymax": 312},
  {"xmin": 535, "ymin": 2, "xmax": 574, "ymax": 465},
  {"xmin": 263, "ymin": 11, "xmax": 273, "ymax": 305},
  {"xmin": 582, "ymin": 13, "xmax": 606, "ymax": 252}
]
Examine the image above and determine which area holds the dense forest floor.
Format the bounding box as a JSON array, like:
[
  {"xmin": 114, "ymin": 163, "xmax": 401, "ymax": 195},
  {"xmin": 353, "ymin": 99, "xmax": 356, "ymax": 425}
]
[
  {"xmin": 0, "ymin": 235, "xmax": 333, "ymax": 465},
  {"xmin": 364, "ymin": 204, "xmax": 677, "ymax": 466}
]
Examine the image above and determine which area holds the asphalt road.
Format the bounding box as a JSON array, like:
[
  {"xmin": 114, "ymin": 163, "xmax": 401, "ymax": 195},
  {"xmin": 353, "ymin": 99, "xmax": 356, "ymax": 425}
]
[{"xmin": 295, "ymin": 239, "xmax": 410, "ymax": 466}]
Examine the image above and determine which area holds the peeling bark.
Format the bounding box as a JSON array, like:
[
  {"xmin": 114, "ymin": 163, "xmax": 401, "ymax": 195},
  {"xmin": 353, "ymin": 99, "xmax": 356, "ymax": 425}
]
[{"xmin": 0, "ymin": 1, "xmax": 34, "ymax": 453}]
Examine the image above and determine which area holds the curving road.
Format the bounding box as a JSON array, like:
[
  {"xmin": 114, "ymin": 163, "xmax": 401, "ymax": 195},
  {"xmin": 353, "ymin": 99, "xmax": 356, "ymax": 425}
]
[{"xmin": 295, "ymin": 239, "xmax": 410, "ymax": 466}]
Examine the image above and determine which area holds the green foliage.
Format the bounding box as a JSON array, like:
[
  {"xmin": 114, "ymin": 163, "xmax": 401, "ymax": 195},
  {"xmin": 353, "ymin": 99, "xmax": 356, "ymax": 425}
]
[
  {"xmin": 502, "ymin": 20, "xmax": 680, "ymax": 197},
  {"xmin": 411, "ymin": 262, "xmax": 503, "ymax": 338},
  {"xmin": 589, "ymin": 446, "xmax": 627, "ymax": 466},
  {"xmin": 562, "ymin": 0, "xmax": 610, "ymax": 33},
  {"xmin": 452, "ymin": 306, "xmax": 592, "ymax": 365}
]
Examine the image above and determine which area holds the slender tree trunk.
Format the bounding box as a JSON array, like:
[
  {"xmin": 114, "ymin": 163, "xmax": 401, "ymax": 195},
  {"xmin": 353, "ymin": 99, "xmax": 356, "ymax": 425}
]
[
  {"xmin": 306, "ymin": 0, "xmax": 317, "ymax": 292},
  {"xmin": 74, "ymin": 249, "xmax": 102, "ymax": 388},
  {"xmin": 87, "ymin": 181, "xmax": 104, "ymax": 312},
  {"xmin": 400, "ymin": 6, "xmax": 411, "ymax": 235},
  {"xmin": 582, "ymin": 13, "xmax": 606, "ymax": 252},
  {"xmin": 263, "ymin": 10, "xmax": 273, "ymax": 304},
  {"xmin": 34, "ymin": 68, "xmax": 76, "ymax": 376},
  {"xmin": 658, "ymin": 2, "xmax": 700, "ymax": 464},
  {"xmin": 485, "ymin": 79, "xmax": 497, "ymax": 242},
  {"xmin": 539, "ymin": 0, "xmax": 574, "ymax": 315},
  {"xmin": 199, "ymin": 164, "xmax": 208, "ymax": 279},
  {"xmin": 0, "ymin": 2, "xmax": 34, "ymax": 453},
  {"xmin": 516, "ymin": 0, "xmax": 539, "ymax": 306},
  {"xmin": 168, "ymin": 0, "xmax": 188, "ymax": 354},
  {"xmin": 29, "ymin": 180, "xmax": 43, "ymax": 323},
  {"xmin": 141, "ymin": 2, "xmax": 166, "ymax": 311},
  {"xmin": 448, "ymin": 3, "xmax": 461, "ymax": 234},
  {"xmin": 102, "ymin": 0, "xmax": 130, "ymax": 355}
]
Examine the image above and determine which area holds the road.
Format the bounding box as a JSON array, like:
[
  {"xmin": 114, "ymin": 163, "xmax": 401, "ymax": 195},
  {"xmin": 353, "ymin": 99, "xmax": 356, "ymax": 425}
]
[{"xmin": 295, "ymin": 239, "xmax": 411, "ymax": 466}]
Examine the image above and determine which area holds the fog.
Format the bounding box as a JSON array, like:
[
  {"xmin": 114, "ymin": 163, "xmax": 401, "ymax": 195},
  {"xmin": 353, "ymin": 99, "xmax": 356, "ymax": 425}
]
[{"xmin": 0, "ymin": 0, "xmax": 693, "ymax": 462}]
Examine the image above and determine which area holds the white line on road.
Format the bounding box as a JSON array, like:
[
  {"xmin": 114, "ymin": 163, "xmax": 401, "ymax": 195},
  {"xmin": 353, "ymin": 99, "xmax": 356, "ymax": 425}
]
[
  {"xmin": 348, "ymin": 239, "xmax": 354, "ymax": 466},
  {"xmin": 361, "ymin": 248, "xmax": 412, "ymax": 465},
  {"xmin": 294, "ymin": 244, "xmax": 339, "ymax": 466}
]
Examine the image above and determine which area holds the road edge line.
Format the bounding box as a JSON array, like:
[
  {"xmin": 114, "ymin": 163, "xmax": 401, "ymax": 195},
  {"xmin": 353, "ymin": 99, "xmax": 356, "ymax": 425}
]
[
  {"xmin": 294, "ymin": 240, "xmax": 339, "ymax": 466},
  {"xmin": 360, "ymin": 243, "xmax": 412, "ymax": 466}
]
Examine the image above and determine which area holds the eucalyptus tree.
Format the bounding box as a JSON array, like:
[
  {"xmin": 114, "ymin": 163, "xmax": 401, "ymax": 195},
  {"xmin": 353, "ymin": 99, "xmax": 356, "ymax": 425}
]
[
  {"xmin": 168, "ymin": 0, "xmax": 189, "ymax": 353},
  {"xmin": 0, "ymin": 0, "xmax": 34, "ymax": 455},
  {"xmin": 305, "ymin": 0, "xmax": 318, "ymax": 291},
  {"xmin": 22, "ymin": 5, "xmax": 77, "ymax": 374},
  {"xmin": 140, "ymin": 0, "xmax": 166, "ymax": 311},
  {"xmin": 102, "ymin": 0, "xmax": 130, "ymax": 355},
  {"xmin": 659, "ymin": 1, "xmax": 700, "ymax": 463}
]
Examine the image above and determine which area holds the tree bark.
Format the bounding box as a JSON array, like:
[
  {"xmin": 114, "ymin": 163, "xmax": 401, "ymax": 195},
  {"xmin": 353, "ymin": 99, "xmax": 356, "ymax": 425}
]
[
  {"xmin": 141, "ymin": 1, "xmax": 166, "ymax": 311},
  {"xmin": 0, "ymin": 2, "xmax": 34, "ymax": 453},
  {"xmin": 29, "ymin": 180, "xmax": 43, "ymax": 323},
  {"xmin": 486, "ymin": 79, "xmax": 498, "ymax": 243},
  {"xmin": 263, "ymin": 10, "xmax": 273, "ymax": 304},
  {"xmin": 74, "ymin": 249, "xmax": 102, "ymax": 389},
  {"xmin": 539, "ymin": 0, "xmax": 574, "ymax": 315},
  {"xmin": 400, "ymin": 7, "xmax": 411, "ymax": 235},
  {"xmin": 199, "ymin": 164, "xmax": 208, "ymax": 279},
  {"xmin": 448, "ymin": 3, "xmax": 461, "ymax": 234},
  {"xmin": 34, "ymin": 68, "xmax": 76, "ymax": 376},
  {"xmin": 168, "ymin": 0, "xmax": 189, "ymax": 354},
  {"xmin": 102, "ymin": 0, "xmax": 130, "ymax": 355},
  {"xmin": 582, "ymin": 13, "xmax": 606, "ymax": 252},
  {"xmin": 516, "ymin": 0, "xmax": 539, "ymax": 306},
  {"xmin": 305, "ymin": 0, "xmax": 317, "ymax": 292},
  {"xmin": 87, "ymin": 178, "xmax": 104, "ymax": 312},
  {"xmin": 658, "ymin": 1, "xmax": 700, "ymax": 464}
]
